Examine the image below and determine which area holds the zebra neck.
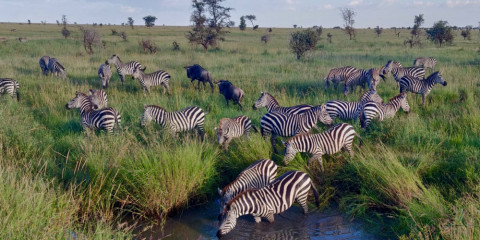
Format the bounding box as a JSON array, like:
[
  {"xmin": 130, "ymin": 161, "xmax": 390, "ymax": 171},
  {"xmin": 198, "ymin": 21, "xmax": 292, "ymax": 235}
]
[
  {"xmin": 266, "ymin": 98, "xmax": 280, "ymax": 112},
  {"xmin": 301, "ymin": 110, "xmax": 317, "ymax": 129},
  {"xmin": 385, "ymin": 100, "xmax": 400, "ymax": 115},
  {"xmin": 80, "ymin": 99, "xmax": 94, "ymax": 113},
  {"xmin": 155, "ymin": 111, "xmax": 167, "ymax": 126}
]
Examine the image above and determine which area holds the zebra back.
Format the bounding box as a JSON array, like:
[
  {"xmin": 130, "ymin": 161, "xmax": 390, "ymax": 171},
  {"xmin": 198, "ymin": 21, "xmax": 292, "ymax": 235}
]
[
  {"xmin": 132, "ymin": 66, "xmax": 171, "ymax": 94},
  {"xmin": 325, "ymin": 100, "xmax": 363, "ymax": 121},
  {"xmin": 413, "ymin": 57, "xmax": 437, "ymax": 69},
  {"xmin": 48, "ymin": 58, "xmax": 66, "ymax": 78},
  {"xmin": 324, "ymin": 66, "xmax": 357, "ymax": 90},
  {"xmin": 359, "ymin": 90, "xmax": 383, "ymax": 104},
  {"xmin": 253, "ymin": 91, "xmax": 313, "ymax": 114},
  {"xmin": 0, "ymin": 78, "xmax": 20, "ymax": 101}
]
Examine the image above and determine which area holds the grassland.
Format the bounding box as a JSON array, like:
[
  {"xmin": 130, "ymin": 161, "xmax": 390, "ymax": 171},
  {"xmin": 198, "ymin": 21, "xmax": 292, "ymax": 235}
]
[{"xmin": 0, "ymin": 22, "xmax": 479, "ymax": 239}]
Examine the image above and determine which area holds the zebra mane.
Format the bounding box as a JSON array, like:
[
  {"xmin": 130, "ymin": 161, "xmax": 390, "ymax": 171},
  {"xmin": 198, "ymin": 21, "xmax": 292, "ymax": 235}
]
[
  {"xmin": 224, "ymin": 189, "xmax": 259, "ymax": 209},
  {"xmin": 287, "ymin": 132, "xmax": 311, "ymax": 143},
  {"xmin": 145, "ymin": 104, "xmax": 164, "ymax": 111},
  {"xmin": 263, "ymin": 92, "xmax": 279, "ymax": 106},
  {"xmin": 388, "ymin": 93, "xmax": 405, "ymax": 103},
  {"xmin": 217, "ymin": 118, "xmax": 230, "ymax": 133},
  {"xmin": 426, "ymin": 71, "xmax": 441, "ymax": 81}
]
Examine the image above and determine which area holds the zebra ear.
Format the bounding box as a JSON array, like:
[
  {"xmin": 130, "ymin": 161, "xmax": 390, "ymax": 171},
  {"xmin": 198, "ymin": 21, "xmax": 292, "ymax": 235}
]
[
  {"xmin": 218, "ymin": 188, "xmax": 222, "ymax": 196},
  {"xmin": 88, "ymin": 89, "xmax": 93, "ymax": 95},
  {"xmin": 143, "ymin": 104, "xmax": 147, "ymax": 109},
  {"xmin": 141, "ymin": 66, "xmax": 146, "ymax": 71},
  {"xmin": 75, "ymin": 91, "xmax": 81, "ymax": 96}
]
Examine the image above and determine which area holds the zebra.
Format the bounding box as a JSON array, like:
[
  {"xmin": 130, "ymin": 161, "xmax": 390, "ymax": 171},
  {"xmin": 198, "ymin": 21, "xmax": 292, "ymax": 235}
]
[
  {"xmin": 360, "ymin": 92, "xmax": 410, "ymax": 129},
  {"xmin": 260, "ymin": 105, "xmax": 333, "ymax": 154},
  {"xmin": 47, "ymin": 58, "xmax": 66, "ymax": 78},
  {"xmin": 88, "ymin": 89, "xmax": 108, "ymax": 110},
  {"xmin": 413, "ymin": 57, "xmax": 437, "ymax": 70},
  {"xmin": 141, "ymin": 105, "xmax": 206, "ymax": 141},
  {"xmin": 98, "ymin": 62, "xmax": 112, "ymax": 89},
  {"xmin": 366, "ymin": 68, "xmax": 385, "ymax": 90},
  {"xmin": 217, "ymin": 159, "xmax": 278, "ymax": 219},
  {"xmin": 215, "ymin": 116, "xmax": 258, "ymax": 150},
  {"xmin": 65, "ymin": 91, "xmax": 121, "ymax": 135},
  {"xmin": 217, "ymin": 170, "xmax": 319, "ymax": 238},
  {"xmin": 399, "ymin": 71, "xmax": 447, "ymax": 108},
  {"xmin": 324, "ymin": 66, "xmax": 358, "ymax": 91},
  {"xmin": 325, "ymin": 100, "xmax": 364, "ymax": 122},
  {"xmin": 359, "ymin": 89, "xmax": 383, "ymax": 104},
  {"xmin": 39, "ymin": 56, "xmax": 50, "ymax": 76},
  {"xmin": 343, "ymin": 68, "xmax": 384, "ymax": 95},
  {"xmin": 381, "ymin": 60, "xmax": 425, "ymax": 83},
  {"xmin": 106, "ymin": 54, "xmax": 142, "ymax": 85},
  {"xmin": 131, "ymin": 65, "xmax": 171, "ymax": 95},
  {"xmin": 253, "ymin": 91, "xmax": 313, "ymax": 114},
  {"xmin": 0, "ymin": 78, "xmax": 20, "ymax": 101},
  {"xmin": 283, "ymin": 123, "xmax": 359, "ymax": 172}
]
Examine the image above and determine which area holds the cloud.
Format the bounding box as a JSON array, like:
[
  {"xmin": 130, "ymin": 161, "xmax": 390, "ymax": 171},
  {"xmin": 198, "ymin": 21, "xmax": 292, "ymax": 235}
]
[
  {"xmin": 411, "ymin": 1, "xmax": 435, "ymax": 6},
  {"xmin": 348, "ymin": 0, "xmax": 363, "ymax": 6},
  {"xmin": 446, "ymin": 0, "xmax": 480, "ymax": 7},
  {"xmin": 120, "ymin": 5, "xmax": 136, "ymax": 13},
  {"xmin": 323, "ymin": 4, "xmax": 334, "ymax": 9}
]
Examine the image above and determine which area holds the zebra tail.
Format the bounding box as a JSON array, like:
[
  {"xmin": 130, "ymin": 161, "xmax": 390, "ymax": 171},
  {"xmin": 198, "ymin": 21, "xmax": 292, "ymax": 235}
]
[
  {"xmin": 311, "ymin": 182, "xmax": 320, "ymax": 207},
  {"xmin": 16, "ymin": 91, "xmax": 20, "ymax": 101},
  {"xmin": 251, "ymin": 125, "xmax": 259, "ymax": 133},
  {"xmin": 114, "ymin": 113, "xmax": 122, "ymax": 132}
]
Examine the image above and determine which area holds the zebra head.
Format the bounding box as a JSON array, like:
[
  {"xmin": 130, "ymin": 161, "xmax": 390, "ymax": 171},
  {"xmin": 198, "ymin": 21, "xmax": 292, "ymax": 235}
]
[
  {"xmin": 66, "ymin": 91, "xmax": 87, "ymax": 110},
  {"xmin": 382, "ymin": 60, "xmax": 401, "ymax": 75},
  {"xmin": 131, "ymin": 65, "xmax": 146, "ymax": 80},
  {"xmin": 314, "ymin": 104, "xmax": 333, "ymax": 125},
  {"xmin": 252, "ymin": 91, "xmax": 268, "ymax": 110},
  {"xmin": 215, "ymin": 120, "xmax": 227, "ymax": 145},
  {"xmin": 217, "ymin": 204, "xmax": 238, "ymax": 238},
  {"xmin": 106, "ymin": 54, "xmax": 120, "ymax": 66},
  {"xmin": 217, "ymin": 189, "xmax": 233, "ymax": 220},
  {"xmin": 88, "ymin": 89, "xmax": 108, "ymax": 110},
  {"xmin": 282, "ymin": 139, "xmax": 298, "ymax": 165},
  {"xmin": 140, "ymin": 104, "xmax": 153, "ymax": 126},
  {"xmin": 398, "ymin": 93, "xmax": 410, "ymax": 113},
  {"xmin": 431, "ymin": 71, "xmax": 447, "ymax": 86}
]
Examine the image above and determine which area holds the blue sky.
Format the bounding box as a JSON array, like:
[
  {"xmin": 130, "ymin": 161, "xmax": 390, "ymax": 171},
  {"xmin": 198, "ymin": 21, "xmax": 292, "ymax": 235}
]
[{"xmin": 1, "ymin": 0, "xmax": 479, "ymax": 28}]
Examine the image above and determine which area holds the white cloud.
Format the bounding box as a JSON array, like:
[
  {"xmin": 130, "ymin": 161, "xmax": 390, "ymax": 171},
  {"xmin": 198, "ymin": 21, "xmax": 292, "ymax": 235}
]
[
  {"xmin": 348, "ymin": 0, "xmax": 363, "ymax": 6},
  {"xmin": 411, "ymin": 1, "xmax": 435, "ymax": 6},
  {"xmin": 446, "ymin": 0, "xmax": 480, "ymax": 7},
  {"xmin": 120, "ymin": 5, "xmax": 136, "ymax": 13},
  {"xmin": 324, "ymin": 4, "xmax": 334, "ymax": 9}
]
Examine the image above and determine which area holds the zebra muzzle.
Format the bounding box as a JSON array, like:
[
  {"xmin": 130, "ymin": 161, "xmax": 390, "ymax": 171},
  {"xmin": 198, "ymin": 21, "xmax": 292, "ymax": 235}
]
[{"xmin": 442, "ymin": 82, "xmax": 447, "ymax": 86}]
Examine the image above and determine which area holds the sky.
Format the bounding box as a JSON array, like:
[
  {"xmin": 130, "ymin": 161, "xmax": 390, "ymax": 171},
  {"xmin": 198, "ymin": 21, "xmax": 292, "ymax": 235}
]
[{"xmin": 0, "ymin": 0, "xmax": 479, "ymax": 28}]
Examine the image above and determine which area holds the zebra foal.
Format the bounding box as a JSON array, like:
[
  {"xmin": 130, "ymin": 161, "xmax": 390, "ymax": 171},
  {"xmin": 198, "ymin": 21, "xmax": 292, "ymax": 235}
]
[
  {"xmin": 131, "ymin": 66, "xmax": 171, "ymax": 94},
  {"xmin": 360, "ymin": 93, "xmax": 410, "ymax": 129},
  {"xmin": 217, "ymin": 171, "xmax": 318, "ymax": 238},
  {"xmin": 106, "ymin": 54, "xmax": 142, "ymax": 85},
  {"xmin": 399, "ymin": 71, "xmax": 447, "ymax": 108},
  {"xmin": 0, "ymin": 78, "xmax": 20, "ymax": 101},
  {"xmin": 215, "ymin": 116, "xmax": 258, "ymax": 150},
  {"xmin": 253, "ymin": 91, "xmax": 313, "ymax": 114}
]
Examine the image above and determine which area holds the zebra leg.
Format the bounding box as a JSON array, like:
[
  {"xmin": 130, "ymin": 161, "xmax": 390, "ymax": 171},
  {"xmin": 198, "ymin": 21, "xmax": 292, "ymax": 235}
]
[
  {"xmin": 310, "ymin": 154, "xmax": 324, "ymax": 172},
  {"xmin": 265, "ymin": 213, "xmax": 275, "ymax": 223},
  {"xmin": 197, "ymin": 126, "xmax": 205, "ymax": 142},
  {"xmin": 224, "ymin": 138, "xmax": 232, "ymax": 150},
  {"xmin": 120, "ymin": 75, "xmax": 125, "ymax": 85},
  {"xmin": 422, "ymin": 94, "xmax": 426, "ymax": 109},
  {"xmin": 296, "ymin": 194, "xmax": 309, "ymax": 214},
  {"xmin": 271, "ymin": 135, "xmax": 278, "ymax": 154}
]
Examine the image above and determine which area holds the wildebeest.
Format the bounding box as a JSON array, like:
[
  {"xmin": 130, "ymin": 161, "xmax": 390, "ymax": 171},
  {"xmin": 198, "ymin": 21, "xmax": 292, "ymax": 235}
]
[
  {"xmin": 215, "ymin": 80, "xmax": 244, "ymax": 110},
  {"xmin": 184, "ymin": 64, "xmax": 214, "ymax": 92}
]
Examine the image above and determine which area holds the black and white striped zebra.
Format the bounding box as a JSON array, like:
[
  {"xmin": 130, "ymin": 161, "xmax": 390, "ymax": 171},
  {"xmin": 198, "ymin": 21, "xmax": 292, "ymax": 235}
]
[
  {"xmin": 0, "ymin": 78, "xmax": 20, "ymax": 101},
  {"xmin": 141, "ymin": 105, "xmax": 206, "ymax": 141},
  {"xmin": 131, "ymin": 65, "xmax": 171, "ymax": 94},
  {"xmin": 261, "ymin": 105, "xmax": 333, "ymax": 153},
  {"xmin": 359, "ymin": 90, "xmax": 383, "ymax": 104},
  {"xmin": 253, "ymin": 91, "xmax": 313, "ymax": 114},
  {"xmin": 324, "ymin": 66, "xmax": 358, "ymax": 91},
  {"xmin": 325, "ymin": 100, "xmax": 364, "ymax": 121},
  {"xmin": 47, "ymin": 58, "xmax": 66, "ymax": 78},
  {"xmin": 106, "ymin": 54, "xmax": 142, "ymax": 85},
  {"xmin": 98, "ymin": 62, "xmax": 112, "ymax": 89},
  {"xmin": 217, "ymin": 170, "xmax": 318, "ymax": 238},
  {"xmin": 39, "ymin": 56, "xmax": 50, "ymax": 76},
  {"xmin": 88, "ymin": 89, "xmax": 108, "ymax": 110},
  {"xmin": 360, "ymin": 93, "xmax": 410, "ymax": 129},
  {"xmin": 382, "ymin": 60, "xmax": 425, "ymax": 83},
  {"xmin": 343, "ymin": 68, "xmax": 384, "ymax": 95},
  {"xmin": 283, "ymin": 123, "xmax": 358, "ymax": 171},
  {"xmin": 217, "ymin": 159, "xmax": 278, "ymax": 219},
  {"xmin": 413, "ymin": 57, "xmax": 437, "ymax": 70},
  {"xmin": 399, "ymin": 71, "xmax": 447, "ymax": 108},
  {"xmin": 215, "ymin": 116, "xmax": 258, "ymax": 150},
  {"xmin": 65, "ymin": 91, "xmax": 121, "ymax": 135}
]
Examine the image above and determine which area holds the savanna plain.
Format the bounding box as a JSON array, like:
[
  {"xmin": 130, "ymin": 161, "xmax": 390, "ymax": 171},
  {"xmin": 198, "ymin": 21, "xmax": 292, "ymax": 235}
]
[{"xmin": 0, "ymin": 23, "xmax": 479, "ymax": 239}]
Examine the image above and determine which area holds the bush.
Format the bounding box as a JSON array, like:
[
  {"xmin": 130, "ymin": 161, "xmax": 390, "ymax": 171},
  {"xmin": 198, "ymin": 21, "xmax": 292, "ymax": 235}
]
[
  {"xmin": 139, "ymin": 39, "xmax": 157, "ymax": 54},
  {"xmin": 172, "ymin": 41, "xmax": 180, "ymax": 51},
  {"xmin": 426, "ymin": 20, "xmax": 454, "ymax": 47},
  {"xmin": 261, "ymin": 34, "xmax": 270, "ymax": 44},
  {"xmin": 119, "ymin": 32, "xmax": 127, "ymax": 41},
  {"xmin": 289, "ymin": 28, "xmax": 319, "ymax": 60}
]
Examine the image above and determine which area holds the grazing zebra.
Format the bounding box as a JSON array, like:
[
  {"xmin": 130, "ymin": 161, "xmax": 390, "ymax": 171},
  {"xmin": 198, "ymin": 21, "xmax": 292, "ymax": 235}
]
[
  {"xmin": 324, "ymin": 66, "xmax": 358, "ymax": 91},
  {"xmin": 413, "ymin": 57, "xmax": 437, "ymax": 70},
  {"xmin": 217, "ymin": 171, "xmax": 319, "ymax": 238},
  {"xmin": 325, "ymin": 100, "xmax": 364, "ymax": 121},
  {"xmin": 399, "ymin": 71, "xmax": 447, "ymax": 108},
  {"xmin": 260, "ymin": 105, "xmax": 333, "ymax": 153},
  {"xmin": 366, "ymin": 68, "xmax": 385, "ymax": 90},
  {"xmin": 106, "ymin": 54, "xmax": 141, "ymax": 85},
  {"xmin": 141, "ymin": 105, "xmax": 206, "ymax": 141},
  {"xmin": 343, "ymin": 68, "xmax": 383, "ymax": 95},
  {"xmin": 39, "ymin": 56, "xmax": 50, "ymax": 76},
  {"xmin": 98, "ymin": 62, "xmax": 112, "ymax": 89},
  {"xmin": 88, "ymin": 89, "xmax": 108, "ymax": 110},
  {"xmin": 217, "ymin": 159, "xmax": 278, "ymax": 218},
  {"xmin": 253, "ymin": 91, "xmax": 313, "ymax": 114},
  {"xmin": 47, "ymin": 58, "xmax": 66, "ymax": 78},
  {"xmin": 359, "ymin": 90, "xmax": 383, "ymax": 104},
  {"xmin": 360, "ymin": 93, "xmax": 410, "ymax": 129},
  {"xmin": 65, "ymin": 92, "xmax": 121, "ymax": 135},
  {"xmin": 283, "ymin": 123, "xmax": 358, "ymax": 172},
  {"xmin": 215, "ymin": 116, "xmax": 258, "ymax": 150},
  {"xmin": 131, "ymin": 65, "xmax": 171, "ymax": 94},
  {"xmin": 0, "ymin": 78, "xmax": 20, "ymax": 101},
  {"xmin": 382, "ymin": 60, "xmax": 425, "ymax": 83}
]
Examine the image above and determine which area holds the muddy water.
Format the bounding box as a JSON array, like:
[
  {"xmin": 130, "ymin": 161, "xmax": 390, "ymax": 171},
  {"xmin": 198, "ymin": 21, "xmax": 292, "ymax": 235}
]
[{"xmin": 138, "ymin": 201, "xmax": 375, "ymax": 240}]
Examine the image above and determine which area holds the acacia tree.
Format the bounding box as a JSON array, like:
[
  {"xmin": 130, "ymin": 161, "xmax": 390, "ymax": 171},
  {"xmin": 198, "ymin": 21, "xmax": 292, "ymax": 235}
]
[
  {"xmin": 289, "ymin": 28, "xmax": 319, "ymax": 60},
  {"xmin": 405, "ymin": 14, "xmax": 424, "ymax": 47},
  {"xmin": 340, "ymin": 8, "xmax": 356, "ymax": 40},
  {"xmin": 245, "ymin": 15, "xmax": 256, "ymax": 29},
  {"xmin": 426, "ymin": 20, "xmax": 454, "ymax": 47},
  {"xmin": 239, "ymin": 16, "xmax": 246, "ymax": 31},
  {"xmin": 143, "ymin": 15, "xmax": 157, "ymax": 27},
  {"xmin": 186, "ymin": 0, "xmax": 233, "ymax": 51},
  {"xmin": 127, "ymin": 17, "xmax": 134, "ymax": 29}
]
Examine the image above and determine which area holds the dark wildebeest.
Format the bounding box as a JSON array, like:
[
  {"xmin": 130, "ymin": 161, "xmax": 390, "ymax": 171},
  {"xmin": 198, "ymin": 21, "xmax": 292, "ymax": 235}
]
[
  {"xmin": 215, "ymin": 80, "xmax": 244, "ymax": 110},
  {"xmin": 184, "ymin": 64, "xmax": 214, "ymax": 92}
]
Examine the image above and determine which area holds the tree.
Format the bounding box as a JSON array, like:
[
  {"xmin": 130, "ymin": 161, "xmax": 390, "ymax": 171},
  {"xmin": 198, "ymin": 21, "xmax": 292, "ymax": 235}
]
[
  {"xmin": 461, "ymin": 26, "xmax": 472, "ymax": 40},
  {"xmin": 143, "ymin": 15, "xmax": 157, "ymax": 27},
  {"xmin": 426, "ymin": 20, "xmax": 454, "ymax": 47},
  {"xmin": 406, "ymin": 14, "xmax": 424, "ymax": 48},
  {"xmin": 61, "ymin": 15, "xmax": 70, "ymax": 39},
  {"xmin": 27, "ymin": 20, "xmax": 31, "ymax": 25},
  {"xmin": 289, "ymin": 28, "xmax": 319, "ymax": 60},
  {"xmin": 374, "ymin": 26, "xmax": 382, "ymax": 37},
  {"xmin": 127, "ymin": 17, "xmax": 134, "ymax": 29},
  {"xmin": 239, "ymin": 16, "xmax": 246, "ymax": 31},
  {"xmin": 340, "ymin": 8, "xmax": 356, "ymax": 40},
  {"xmin": 245, "ymin": 15, "xmax": 256, "ymax": 29},
  {"xmin": 186, "ymin": 0, "xmax": 233, "ymax": 50},
  {"xmin": 327, "ymin": 33, "xmax": 333, "ymax": 43},
  {"xmin": 81, "ymin": 27, "xmax": 101, "ymax": 55}
]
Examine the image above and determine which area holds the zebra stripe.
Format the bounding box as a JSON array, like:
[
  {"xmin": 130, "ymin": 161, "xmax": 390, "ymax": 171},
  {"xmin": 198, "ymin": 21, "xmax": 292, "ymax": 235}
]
[
  {"xmin": 106, "ymin": 54, "xmax": 142, "ymax": 85},
  {"xmin": 218, "ymin": 159, "xmax": 278, "ymax": 218},
  {"xmin": 0, "ymin": 78, "xmax": 20, "ymax": 101},
  {"xmin": 66, "ymin": 92, "xmax": 121, "ymax": 135},
  {"xmin": 399, "ymin": 71, "xmax": 447, "ymax": 108},
  {"xmin": 215, "ymin": 116, "xmax": 258, "ymax": 150},
  {"xmin": 260, "ymin": 105, "xmax": 333, "ymax": 153},
  {"xmin": 141, "ymin": 105, "xmax": 206, "ymax": 141},
  {"xmin": 98, "ymin": 63, "xmax": 112, "ymax": 89},
  {"xmin": 39, "ymin": 56, "xmax": 50, "ymax": 76},
  {"xmin": 88, "ymin": 89, "xmax": 108, "ymax": 110},
  {"xmin": 131, "ymin": 66, "xmax": 171, "ymax": 94},
  {"xmin": 325, "ymin": 100, "xmax": 363, "ymax": 121},
  {"xmin": 413, "ymin": 57, "xmax": 437, "ymax": 70},
  {"xmin": 324, "ymin": 66, "xmax": 358, "ymax": 91},
  {"xmin": 343, "ymin": 68, "xmax": 383, "ymax": 95},
  {"xmin": 47, "ymin": 58, "xmax": 66, "ymax": 78},
  {"xmin": 360, "ymin": 93, "xmax": 410, "ymax": 129},
  {"xmin": 253, "ymin": 91, "xmax": 313, "ymax": 114},
  {"xmin": 382, "ymin": 60, "xmax": 425, "ymax": 83},
  {"xmin": 359, "ymin": 90, "xmax": 383, "ymax": 104},
  {"xmin": 217, "ymin": 171, "xmax": 318, "ymax": 238},
  {"xmin": 283, "ymin": 123, "xmax": 358, "ymax": 172}
]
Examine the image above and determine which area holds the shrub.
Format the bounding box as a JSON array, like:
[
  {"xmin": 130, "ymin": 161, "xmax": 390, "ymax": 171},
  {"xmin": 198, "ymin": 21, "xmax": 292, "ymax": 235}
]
[
  {"xmin": 139, "ymin": 39, "xmax": 157, "ymax": 54},
  {"xmin": 261, "ymin": 34, "xmax": 270, "ymax": 44},
  {"xmin": 119, "ymin": 31, "xmax": 127, "ymax": 41},
  {"xmin": 172, "ymin": 41, "xmax": 180, "ymax": 51},
  {"xmin": 426, "ymin": 20, "xmax": 454, "ymax": 47},
  {"xmin": 289, "ymin": 28, "xmax": 319, "ymax": 60},
  {"xmin": 81, "ymin": 27, "xmax": 101, "ymax": 55}
]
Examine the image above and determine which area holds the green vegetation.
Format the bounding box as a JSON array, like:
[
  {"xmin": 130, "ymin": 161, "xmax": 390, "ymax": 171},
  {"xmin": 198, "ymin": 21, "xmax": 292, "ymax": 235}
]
[{"xmin": 0, "ymin": 22, "xmax": 479, "ymax": 238}]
